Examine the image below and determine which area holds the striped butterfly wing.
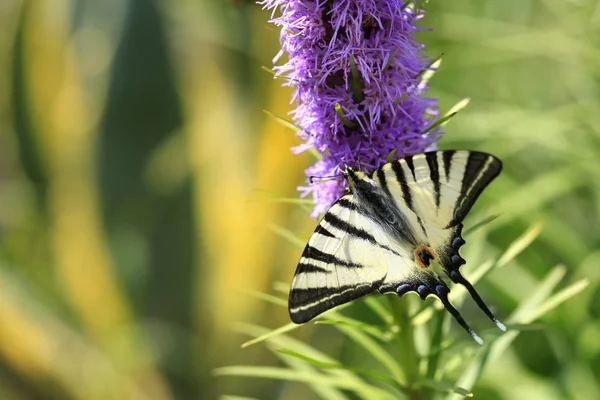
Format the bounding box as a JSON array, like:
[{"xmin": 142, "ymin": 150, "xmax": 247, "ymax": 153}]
[
  {"xmin": 375, "ymin": 150, "xmax": 505, "ymax": 331},
  {"xmin": 289, "ymin": 194, "xmax": 411, "ymax": 323}
]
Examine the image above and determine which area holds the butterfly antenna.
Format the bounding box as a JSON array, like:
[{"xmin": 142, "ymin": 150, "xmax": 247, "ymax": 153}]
[
  {"xmin": 435, "ymin": 284, "xmax": 483, "ymax": 345},
  {"xmin": 309, "ymin": 174, "xmax": 343, "ymax": 184},
  {"xmin": 450, "ymin": 271, "xmax": 507, "ymax": 332}
]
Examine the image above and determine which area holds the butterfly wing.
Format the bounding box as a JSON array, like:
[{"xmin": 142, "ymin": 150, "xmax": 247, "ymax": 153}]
[
  {"xmin": 289, "ymin": 194, "xmax": 402, "ymax": 323},
  {"xmin": 374, "ymin": 150, "xmax": 505, "ymax": 331}
]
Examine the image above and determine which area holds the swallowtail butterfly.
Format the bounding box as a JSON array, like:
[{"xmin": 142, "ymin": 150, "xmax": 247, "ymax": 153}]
[{"xmin": 289, "ymin": 150, "xmax": 506, "ymax": 343}]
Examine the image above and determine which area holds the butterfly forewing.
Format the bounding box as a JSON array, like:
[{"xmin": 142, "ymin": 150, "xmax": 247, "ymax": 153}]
[{"xmin": 289, "ymin": 195, "xmax": 390, "ymax": 323}]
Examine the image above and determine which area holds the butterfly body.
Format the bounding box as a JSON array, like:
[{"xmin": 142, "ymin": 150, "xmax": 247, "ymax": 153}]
[{"xmin": 289, "ymin": 150, "xmax": 506, "ymax": 343}]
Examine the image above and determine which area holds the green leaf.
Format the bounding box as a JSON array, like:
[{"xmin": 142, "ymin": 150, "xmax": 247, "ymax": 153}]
[
  {"xmin": 444, "ymin": 98, "xmax": 471, "ymax": 118},
  {"xmin": 240, "ymin": 323, "xmax": 298, "ymax": 348},
  {"xmin": 448, "ymin": 267, "xmax": 587, "ymax": 400},
  {"xmin": 236, "ymin": 323, "xmax": 365, "ymax": 400},
  {"xmin": 241, "ymin": 290, "xmax": 287, "ymax": 308},
  {"xmin": 417, "ymin": 53, "xmax": 443, "ymax": 90},
  {"xmin": 262, "ymin": 109, "xmax": 301, "ymax": 131},
  {"xmin": 393, "ymin": 93, "xmax": 410, "ymax": 106},
  {"xmin": 386, "ymin": 148, "xmax": 398, "ymax": 163},
  {"xmin": 496, "ymin": 221, "xmax": 543, "ymax": 267},
  {"xmin": 526, "ymin": 279, "xmax": 589, "ymax": 322},
  {"xmin": 419, "ymin": 380, "xmax": 473, "ymax": 397},
  {"xmin": 315, "ymin": 318, "xmax": 389, "ymax": 342},
  {"xmin": 269, "ymin": 224, "xmax": 305, "ymax": 249},
  {"xmin": 463, "ymin": 213, "xmax": 500, "ymax": 236},
  {"xmin": 308, "ymin": 147, "xmax": 324, "ymax": 160},
  {"xmin": 349, "ymin": 55, "xmax": 365, "ymax": 102},
  {"xmin": 335, "ymin": 103, "xmax": 358, "ymax": 128},
  {"xmin": 363, "ymin": 297, "xmax": 394, "ymax": 324},
  {"xmin": 277, "ymin": 348, "xmax": 402, "ymax": 389},
  {"xmin": 214, "ymin": 367, "xmax": 398, "ymax": 400},
  {"xmin": 383, "ymin": 48, "xmax": 399, "ymax": 71},
  {"xmin": 326, "ymin": 310, "xmax": 407, "ymax": 384},
  {"xmin": 422, "ymin": 112, "xmax": 457, "ymax": 135}
]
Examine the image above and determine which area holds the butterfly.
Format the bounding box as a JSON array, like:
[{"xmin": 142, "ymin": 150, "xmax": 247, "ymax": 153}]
[{"xmin": 288, "ymin": 150, "xmax": 506, "ymax": 344}]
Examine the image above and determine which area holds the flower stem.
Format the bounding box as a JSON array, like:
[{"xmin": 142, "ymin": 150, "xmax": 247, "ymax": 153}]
[{"xmin": 389, "ymin": 297, "xmax": 421, "ymax": 400}]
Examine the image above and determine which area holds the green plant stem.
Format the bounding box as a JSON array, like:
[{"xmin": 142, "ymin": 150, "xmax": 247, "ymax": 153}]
[
  {"xmin": 389, "ymin": 297, "xmax": 421, "ymax": 400},
  {"xmin": 422, "ymin": 308, "xmax": 447, "ymax": 400}
]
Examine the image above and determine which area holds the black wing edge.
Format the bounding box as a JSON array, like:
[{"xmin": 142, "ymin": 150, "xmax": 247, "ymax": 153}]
[
  {"xmin": 381, "ymin": 150, "xmax": 502, "ymax": 228},
  {"xmin": 379, "ymin": 274, "xmax": 485, "ymax": 345},
  {"xmin": 288, "ymin": 281, "xmax": 382, "ymax": 324},
  {"xmin": 437, "ymin": 225, "xmax": 507, "ymax": 333},
  {"xmin": 451, "ymin": 151, "xmax": 503, "ymax": 226}
]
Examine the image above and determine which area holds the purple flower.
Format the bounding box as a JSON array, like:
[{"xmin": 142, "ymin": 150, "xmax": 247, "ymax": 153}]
[{"xmin": 261, "ymin": 0, "xmax": 442, "ymax": 216}]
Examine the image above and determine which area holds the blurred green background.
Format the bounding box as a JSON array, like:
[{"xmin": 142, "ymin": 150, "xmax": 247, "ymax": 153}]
[{"xmin": 1, "ymin": 0, "xmax": 599, "ymax": 399}]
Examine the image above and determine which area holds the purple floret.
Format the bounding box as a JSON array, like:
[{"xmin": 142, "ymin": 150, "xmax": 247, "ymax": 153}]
[{"xmin": 261, "ymin": 0, "xmax": 442, "ymax": 216}]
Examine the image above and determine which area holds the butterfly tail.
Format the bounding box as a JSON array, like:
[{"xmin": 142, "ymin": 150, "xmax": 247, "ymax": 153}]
[
  {"xmin": 434, "ymin": 283, "xmax": 484, "ymax": 345},
  {"xmin": 449, "ymin": 270, "xmax": 507, "ymax": 331}
]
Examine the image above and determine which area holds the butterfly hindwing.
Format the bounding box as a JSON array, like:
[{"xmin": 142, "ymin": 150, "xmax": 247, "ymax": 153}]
[{"xmin": 375, "ymin": 150, "xmax": 505, "ymax": 332}]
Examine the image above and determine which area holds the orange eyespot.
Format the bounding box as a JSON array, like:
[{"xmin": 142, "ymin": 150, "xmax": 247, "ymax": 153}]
[{"xmin": 415, "ymin": 245, "xmax": 436, "ymax": 268}]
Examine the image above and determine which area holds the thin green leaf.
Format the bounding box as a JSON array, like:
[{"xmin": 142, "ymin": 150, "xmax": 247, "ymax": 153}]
[
  {"xmin": 383, "ymin": 48, "xmax": 399, "ymax": 71},
  {"xmin": 269, "ymin": 224, "xmax": 305, "ymax": 249},
  {"xmin": 386, "ymin": 148, "xmax": 398, "ymax": 163},
  {"xmin": 496, "ymin": 221, "xmax": 543, "ymax": 267},
  {"xmin": 327, "ymin": 311, "xmax": 406, "ymax": 384},
  {"xmin": 527, "ymin": 279, "xmax": 589, "ymax": 322},
  {"xmin": 237, "ymin": 322, "xmax": 367, "ymax": 399},
  {"xmin": 422, "ymin": 112, "xmax": 457, "ymax": 135},
  {"xmin": 335, "ymin": 103, "xmax": 358, "ymax": 128},
  {"xmin": 417, "ymin": 53, "xmax": 443, "ymax": 89},
  {"xmin": 502, "ymin": 323, "xmax": 546, "ymax": 331},
  {"xmin": 262, "ymin": 109, "xmax": 301, "ymax": 131},
  {"xmin": 419, "ymin": 380, "xmax": 473, "ymax": 397},
  {"xmin": 261, "ymin": 66, "xmax": 297, "ymax": 82},
  {"xmin": 308, "ymin": 147, "xmax": 323, "ymax": 160},
  {"xmin": 448, "ymin": 267, "xmax": 586, "ymax": 400},
  {"xmin": 214, "ymin": 367, "xmax": 398, "ymax": 400},
  {"xmin": 364, "ymin": 297, "xmax": 393, "ymax": 324},
  {"xmin": 240, "ymin": 323, "xmax": 298, "ymax": 348},
  {"xmin": 349, "ymin": 55, "xmax": 365, "ymax": 102},
  {"xmin": 463, "ymin": 214, "xmax": 500, "ymax": 236},
  {"xmin": 277, "ymin": 348, "xmax": 342, "ymax": 369},
  {"xmin": 221, "ymin": 396, "xmax": 260, "ymax": 400},
  {"xmin": 241, "ymin": 290, "xmax": 287, "ymax": 308},
  {"xmin": 393, "ymin": 93, "xmax": 410, "ymax": 106},
  {"xmin": 315, "ymin": 318, "xmax": 389, "ymax": 341},
  {"xmin": 444, "ymin": 98, "xmax": 471, "ymax": 118},
  {"xmin": 246, "ymin": 196, "xmax": 315, "ymax": 205},
  {"xmin": 277, "ymin": 348, "xmax": 402, "ymax": 389}
]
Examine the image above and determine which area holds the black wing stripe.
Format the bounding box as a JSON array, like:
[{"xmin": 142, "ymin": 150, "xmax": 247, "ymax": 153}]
[
  {"xmin": 425, "ymin": 152, "xmax": 441, "ymax": 208},
  {"xmin": 442, "ymin": 150, "xmax": 455, "ymax": 182},
  {"xmin": 323, "ymin": 212, "xmax": 375, "ymax": 243},
  {"xmin": 391, "ymin": 161, "xmax": 415, "ymax": 212},
  {"xmin": 315, "ymin": 224, "xmax": 336, "ymax": 239},
  {"xmin": 336, "ymin": 197, "xmax": 359, "ymax": 211},
  {"xmin": 323, "ymin": 211, "xmax": 402, "ymax": 257},
  {"xmin": 296, "ymin": 262, "xmax": 331, "ymax": 274},
  {"xmin": 375, "ymin": 168, "xmax": 390, "ymax": 196},
  {"xmin": 405, "ymin": 156, "xmax": 417, "ymax": 181},
  {"xmin": 301, "ymin": 245, "xmax": 365, "ymax": 269}
]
